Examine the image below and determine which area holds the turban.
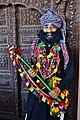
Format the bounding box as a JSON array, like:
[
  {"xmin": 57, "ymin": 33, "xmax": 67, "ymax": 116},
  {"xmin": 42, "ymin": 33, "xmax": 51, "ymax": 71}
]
[{"xmin": 40, "ymin": 10, "xmax": 62, "ymax": 28}]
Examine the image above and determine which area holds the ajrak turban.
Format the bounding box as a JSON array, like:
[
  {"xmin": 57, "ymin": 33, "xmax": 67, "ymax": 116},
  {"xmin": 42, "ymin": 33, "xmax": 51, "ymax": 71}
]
[{"xmin": 40, "ymin": 10, "xmax": 62, "ymax": 28}]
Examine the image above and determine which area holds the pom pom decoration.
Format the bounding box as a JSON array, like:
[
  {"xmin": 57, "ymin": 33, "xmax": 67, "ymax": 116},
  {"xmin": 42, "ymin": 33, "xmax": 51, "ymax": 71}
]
[{"xmin": 8, "ymin": 45, "xmax": 69, "ymax": 116}]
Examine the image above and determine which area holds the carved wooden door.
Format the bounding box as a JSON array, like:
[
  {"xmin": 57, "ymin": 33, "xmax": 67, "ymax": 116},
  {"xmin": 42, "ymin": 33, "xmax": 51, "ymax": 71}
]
[
  {"xmin": 0, "ymin": 5, "xmax": 19, "ymax": 120},
  {"xmin": 0, "ymin": 0, "xmax": 78, "ymax": 120}
]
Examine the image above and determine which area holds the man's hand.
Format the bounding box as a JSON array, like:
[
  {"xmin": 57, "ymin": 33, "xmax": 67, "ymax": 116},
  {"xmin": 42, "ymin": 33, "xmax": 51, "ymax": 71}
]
[
  {"xmin": 27, "ymin": 68, "xmax": 36, "ymax": 77},
  {"xmin": 49, "ymin": 87, "xmax": 61, "ymax": 99}
]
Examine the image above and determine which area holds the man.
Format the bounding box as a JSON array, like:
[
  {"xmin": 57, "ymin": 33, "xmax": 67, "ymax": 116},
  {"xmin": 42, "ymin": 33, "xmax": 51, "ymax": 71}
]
[{"xmin": 25, "ymin": 10, "xmax": 74, "ymax": 120}]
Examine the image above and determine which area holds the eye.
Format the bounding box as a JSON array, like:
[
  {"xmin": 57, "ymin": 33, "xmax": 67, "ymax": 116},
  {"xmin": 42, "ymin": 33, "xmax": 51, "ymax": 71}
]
[
  {"xmin": 51, "ymin": 25, "xmax": 56, "ymax": 29},
  {"xmin": 51, "ymin": 26, "xmax": 57, "ymax": 32},
  {"xmin": 44, "ymin": 25, "xmax": 48, "ymax": 29},
  {"xmin": 43, "ymin": 25, "xmax": 49, "ymax": 32}
]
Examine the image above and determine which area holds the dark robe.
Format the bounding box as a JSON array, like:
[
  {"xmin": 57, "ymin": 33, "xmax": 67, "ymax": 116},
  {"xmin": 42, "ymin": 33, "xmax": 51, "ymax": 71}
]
[{"xmin": 25, "ymin": 30, "xmax": 74, "ymax": 120}]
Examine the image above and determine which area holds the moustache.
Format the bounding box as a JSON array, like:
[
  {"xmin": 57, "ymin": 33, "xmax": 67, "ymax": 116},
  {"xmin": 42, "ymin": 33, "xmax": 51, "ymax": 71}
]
[
  {"xmin": 44, "ymin": 32, "xmax": 59, "ymax": 43},
  {"xmin": 38, "ymin": 29, "xmax": 63, "ymax": 44}
]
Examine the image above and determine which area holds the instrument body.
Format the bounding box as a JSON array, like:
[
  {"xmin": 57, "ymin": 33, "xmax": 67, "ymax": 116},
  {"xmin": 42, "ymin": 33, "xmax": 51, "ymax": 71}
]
[{"xmin": 8, "ymin": 45, "xmax": 69, "ymax": 116}]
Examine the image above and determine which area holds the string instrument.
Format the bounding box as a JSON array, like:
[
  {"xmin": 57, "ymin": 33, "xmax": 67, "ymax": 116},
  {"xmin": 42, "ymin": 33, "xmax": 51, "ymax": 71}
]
[{"xmin": 8, "ymin": 45, "xmax": 69, "ymax": 116}]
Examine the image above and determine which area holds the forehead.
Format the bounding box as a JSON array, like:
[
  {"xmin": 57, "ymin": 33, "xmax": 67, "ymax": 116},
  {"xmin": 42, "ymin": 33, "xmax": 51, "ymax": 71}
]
[{"xmin": 44, "ymin": 23, "xmax": 57, "ymax": 27}]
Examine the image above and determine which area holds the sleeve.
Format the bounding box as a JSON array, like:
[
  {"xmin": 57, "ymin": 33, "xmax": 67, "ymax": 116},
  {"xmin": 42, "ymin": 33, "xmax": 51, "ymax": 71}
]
[{"xmin": 57, "ymin": 57, "xmax": 75, "ymax": 91}]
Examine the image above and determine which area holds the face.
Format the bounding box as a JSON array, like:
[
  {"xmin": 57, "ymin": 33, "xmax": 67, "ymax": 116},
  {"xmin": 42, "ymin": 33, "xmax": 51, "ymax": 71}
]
[
  {"xmin": 43, "ymin": 23, "xmax": 57, "ymax": 34},
  {"xmin": 43, "ymin": 23, "xmax": 58, "ymax": 44}
]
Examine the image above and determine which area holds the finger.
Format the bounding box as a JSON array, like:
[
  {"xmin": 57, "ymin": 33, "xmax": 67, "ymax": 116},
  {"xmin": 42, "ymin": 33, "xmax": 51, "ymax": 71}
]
[
  {"xmin": 53, "ymin": 94, "xmax": 58, "ymax": 99},
  {"xmin": 49, "ymin": 93, "xmax": 54, "ymax": 98},
  {"xmin": 49, "ymin": 92, "xmax": 54, "ymax": 98},
  {"xmin": 49, "ymin": 90, "xmax": 54, "ymax": 95},
  {"xmin": 49, "ymin": 92, "xmax": 58, "ymax": 99},
  {"xmin": 27, "ymin": 69, "xmax": 35, "ymax": 77}
]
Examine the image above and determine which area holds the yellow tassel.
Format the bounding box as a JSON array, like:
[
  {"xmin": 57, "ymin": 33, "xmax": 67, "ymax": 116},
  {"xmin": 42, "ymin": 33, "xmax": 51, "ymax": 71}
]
[
  {"xmin": 10, "ymin": 55, "xmax": 13, "ymax": 59},
  {"xmin": 65, "ymin": 90, "xmax": 69, "ymax": 97},
  {"xmin": 51, "ymin": 107, "xmax": 59, "ymax": 113},
  {"xmin": 36, "ymin": 62, "xmax": 41, "ymax": 68},
  {"xmin": 53, "ymin": 67, "xmax": 58, "ymax": 74},
  {"xmin": 36, "ymin": 79, "xmax": 40, "ymax": 83},
  {"xmin": 55, "ymin": 107, "xmax": 59, "ymax": 113},
  {"xmin": 35, "ymin": 87, "xmax": 40, "ymax": 93},
  {"xmin": 38, "ymin": 54, "xmax": 44, "ymax": 58},
  {"xmin": 29, "ymin": 86, "xmax": 34, "ymax": 92},
  {"xmin": 10, "ymin": 51, "xmax": 13, "ymax": 54},
  {"xmin": 16, "ymin": 54, "xmax": 20, "ymax": 59},
  {"xmin": 55, "ymin": 77, "xmax": 62, "ymax": 81},
  {"xmin": 61, "ymin": 93, "xmax": 65, "ymax": 99},
  {"xmin": 18, "ymin": 68, "xmax": 22, "ymax": 73},
  {"xmin": 47, "ymin": 53, "xmax": 53, "ymax": 58}
]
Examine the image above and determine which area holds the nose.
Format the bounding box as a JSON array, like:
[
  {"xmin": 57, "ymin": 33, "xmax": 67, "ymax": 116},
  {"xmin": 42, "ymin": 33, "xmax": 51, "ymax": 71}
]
[{"xmin": 47, "ymin": 26, "xmax": 52, "ymax": 33}]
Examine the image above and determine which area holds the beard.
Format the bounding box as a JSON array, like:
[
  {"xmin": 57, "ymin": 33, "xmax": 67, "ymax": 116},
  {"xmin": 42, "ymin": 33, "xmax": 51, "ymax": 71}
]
[
  {"xmin": 44, "ymin": 32, "xmax": 57, "ymax": 44},
  {"xmin": 38, "ymin": 29, "xmax": 63, "ymax": 45}
]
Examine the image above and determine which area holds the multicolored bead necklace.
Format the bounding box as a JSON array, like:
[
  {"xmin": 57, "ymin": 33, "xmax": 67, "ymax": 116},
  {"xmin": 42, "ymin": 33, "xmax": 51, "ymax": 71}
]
[{"xmin": 34, "ymin": 41, "xmax": 61, "ymax": 80}]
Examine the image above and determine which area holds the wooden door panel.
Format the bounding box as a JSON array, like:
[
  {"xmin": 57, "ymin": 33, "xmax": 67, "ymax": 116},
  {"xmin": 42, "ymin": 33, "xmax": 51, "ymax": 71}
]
[
  {"xmin": 0, "ymin": 6, "xmax": 19, "ymax": 119},
  {"xmin": 16, "ymin": 7, "xmax": 42, "ymax": 116}
]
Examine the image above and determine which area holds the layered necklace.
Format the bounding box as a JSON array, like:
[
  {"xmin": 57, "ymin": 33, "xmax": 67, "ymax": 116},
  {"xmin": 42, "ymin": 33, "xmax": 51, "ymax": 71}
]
[{"xmin": 33, "ymin": 41, "xmax": 61, "ymax": 88}]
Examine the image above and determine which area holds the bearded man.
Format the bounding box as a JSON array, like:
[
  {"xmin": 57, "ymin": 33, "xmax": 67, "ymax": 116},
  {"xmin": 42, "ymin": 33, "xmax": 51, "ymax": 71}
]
[{"xmin": 25, "ymin": 10, "xmax": 74, "ymax": 120}]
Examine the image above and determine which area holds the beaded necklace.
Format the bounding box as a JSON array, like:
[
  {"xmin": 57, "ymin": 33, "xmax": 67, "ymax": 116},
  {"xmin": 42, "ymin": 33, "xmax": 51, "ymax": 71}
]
[{"xmin": 35, "ymin": 41, "xmax": 61, "ymax": 79}]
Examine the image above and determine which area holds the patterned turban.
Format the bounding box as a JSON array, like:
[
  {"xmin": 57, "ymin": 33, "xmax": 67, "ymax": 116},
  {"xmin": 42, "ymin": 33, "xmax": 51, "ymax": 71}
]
[{"xmin": 40, "ymin": 10, "xmax": 62, "ymax": 28}]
